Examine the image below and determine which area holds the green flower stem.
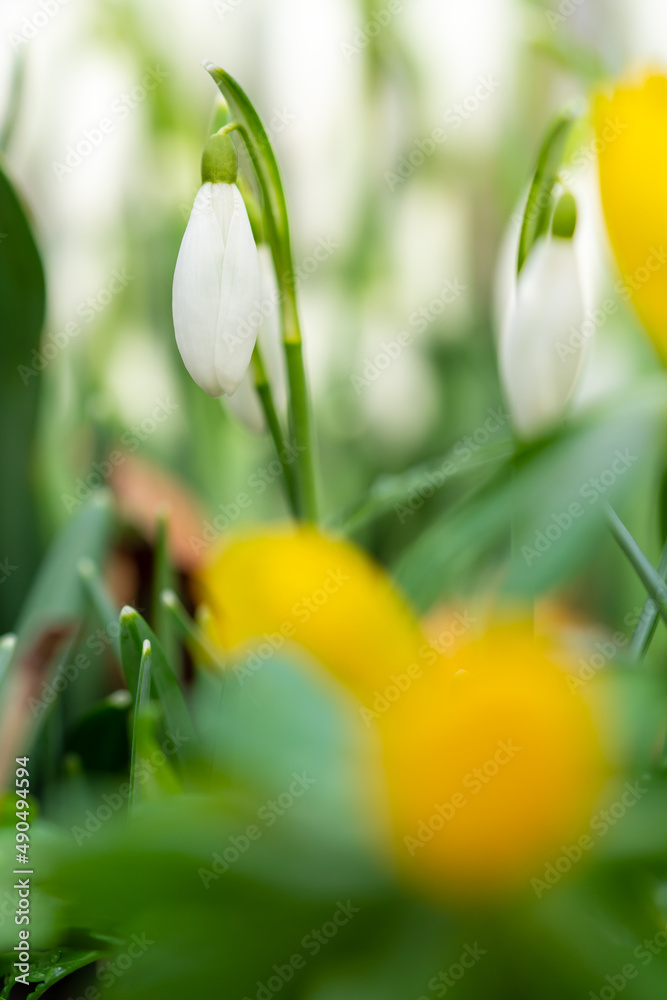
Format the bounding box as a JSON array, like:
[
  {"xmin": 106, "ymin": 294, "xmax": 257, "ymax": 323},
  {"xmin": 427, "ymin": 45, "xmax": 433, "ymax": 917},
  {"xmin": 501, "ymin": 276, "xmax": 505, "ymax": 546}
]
[
  {"xmin": 206, "ymin": 67, "xmax": 319, "ymax": 521},
  {"xmin": 285, "ymin": 338, "xmax": 318, "ymax": 522},
  {"xmin": 222, "ymin": 121, "xmax": 318, "ymax": 520},
  {"xmin": 629, "ymin": 536, "xmax": 667, "ymax": 661},
  {"xmin": 251, "ymin": 346, "xmax": 300, "ymax": 517},
  {"xmin": 607, "ymin": 506, "xmax": 667, "ymax": 628}
]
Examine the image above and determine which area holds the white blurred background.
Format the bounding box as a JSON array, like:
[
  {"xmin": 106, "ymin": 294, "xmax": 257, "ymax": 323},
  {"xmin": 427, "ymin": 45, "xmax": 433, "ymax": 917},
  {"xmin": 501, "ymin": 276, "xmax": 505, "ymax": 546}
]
[{"xmin": 0, "ymin": 0, "xmax": 663, "ymax": 524}]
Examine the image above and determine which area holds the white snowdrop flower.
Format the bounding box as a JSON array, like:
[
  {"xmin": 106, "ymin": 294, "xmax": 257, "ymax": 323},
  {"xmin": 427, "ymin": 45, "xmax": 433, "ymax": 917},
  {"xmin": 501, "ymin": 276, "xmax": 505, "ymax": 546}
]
[
  {"xmin": 172, "ymin": 131, "xmax": 261, "ymax": 397},
  {"xmin": 499, "ymin": 194, "xmax": 588, "ymax": 439}
]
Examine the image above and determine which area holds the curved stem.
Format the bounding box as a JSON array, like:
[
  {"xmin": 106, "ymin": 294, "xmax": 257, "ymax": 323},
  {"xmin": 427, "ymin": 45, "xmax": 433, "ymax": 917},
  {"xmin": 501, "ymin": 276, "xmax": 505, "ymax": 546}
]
[
  {"xmin": 206, "ymin": 68, "xmax": 319, "ymax": 521},
  {"xmin": 251, "ymin": 346, "xmax": 300, "ymax": 516}
]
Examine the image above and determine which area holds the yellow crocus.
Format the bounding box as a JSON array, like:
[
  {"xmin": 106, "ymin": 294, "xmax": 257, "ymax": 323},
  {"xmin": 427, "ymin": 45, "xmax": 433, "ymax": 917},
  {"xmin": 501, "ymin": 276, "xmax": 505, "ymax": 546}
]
[
  {"xmin": 595, "ymin": 71, "xmax": 667, "ymax": 354},
  {"xmin": 195, "ymin": 525, "xmax": 427, "ymax": 702},
  {"xmin": 379, "ymin": 621, "xmax": 605, "ymax": 898},
  {"xmin": 196, "ymin": 529, "xmax": 605, "ymax": 899}
]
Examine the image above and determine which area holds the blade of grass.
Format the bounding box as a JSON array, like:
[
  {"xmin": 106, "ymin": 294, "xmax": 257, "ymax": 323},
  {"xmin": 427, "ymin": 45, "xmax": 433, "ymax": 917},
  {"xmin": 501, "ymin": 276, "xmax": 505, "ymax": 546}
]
[
  {"xmin": 607, "ymin": 506, "xmax": 667, "ymax": 627},
  {"xmin": 129, "ymin": 639, "xmax": 153, "ymax": 810},
  {"xmin": 252, "ymin": 346, "xmax": 299, "ymax": 516},
  {"xmin": 15, "ymin": 491, "xmax": 113, "ymax": 653},
  {"xmin": 629, "ymin": 537, "xmax": 667, "ymax": 661},
  {"xmin": 119, "ymin": 606, "xmax": 196, "ymax": 767},
  {"xmin": 151, "ymin": 511, "xmax": 178, "ymax": 674},
  {"xmin": 161, "ymin": 589, "xmax": 224, "ymax": 669}
]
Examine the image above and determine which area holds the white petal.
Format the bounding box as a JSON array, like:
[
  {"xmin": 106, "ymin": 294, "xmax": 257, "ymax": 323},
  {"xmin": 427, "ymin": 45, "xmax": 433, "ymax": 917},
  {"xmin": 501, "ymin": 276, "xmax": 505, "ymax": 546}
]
[
  {"xmin": 213, "ymin": 185, "xmax": 262, "ymax": 396},
  {"xmin": 172, "ymin": 183, "xmax": 225, "ymax": 397},
  {"xmin": 226, "ymin": 245, "xmax": 286, "ymax": 433},
  {"xmin": 500, "ymin": 237, "xmax": 588, "ymax": 439}
]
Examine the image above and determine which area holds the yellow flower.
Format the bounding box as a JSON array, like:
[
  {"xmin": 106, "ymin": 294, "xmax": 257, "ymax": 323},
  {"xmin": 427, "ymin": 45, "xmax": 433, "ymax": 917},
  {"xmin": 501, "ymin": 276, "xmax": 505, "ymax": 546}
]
[
  {"xmin": 195, "ymin": 525, "xmax": 426, "ymax": 702},
  {"xmin": 379, "ymin": 621, "xmax": 605, "ymax": 898},
  {"xmin": 595, "ymin": 71, "xmax": 667, "ymax": 354},
  {"xmin": 196, "ymin": 530, "xmax": 605, "ymax": 899}
]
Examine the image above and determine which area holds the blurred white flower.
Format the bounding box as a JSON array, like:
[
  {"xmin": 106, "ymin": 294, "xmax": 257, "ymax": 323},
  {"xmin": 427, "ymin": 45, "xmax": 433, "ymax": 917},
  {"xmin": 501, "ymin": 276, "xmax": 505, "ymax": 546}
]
[
  {"xmin": 494, "ymin": 159, "xmax": 606, "ymax": 349},
  {"xmin": 172, "ymin": 172, "xmax": 261, "ymax": 398},
  {"xmin": 499, "ymin": 231, "xmax": 588, "ymax": 439}
]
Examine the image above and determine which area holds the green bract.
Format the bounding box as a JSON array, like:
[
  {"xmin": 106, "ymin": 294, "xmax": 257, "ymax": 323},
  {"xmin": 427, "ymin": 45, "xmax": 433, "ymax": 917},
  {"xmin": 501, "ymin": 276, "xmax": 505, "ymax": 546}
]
[{"xmin": 200, "ymin": 131, "xmax": 238, "ymax": 185}]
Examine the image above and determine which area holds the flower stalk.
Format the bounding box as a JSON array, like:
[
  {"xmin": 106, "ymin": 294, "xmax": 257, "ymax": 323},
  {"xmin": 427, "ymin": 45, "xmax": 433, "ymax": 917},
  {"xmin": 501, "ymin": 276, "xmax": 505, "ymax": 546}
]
[
  {"xmin": 205, "ymin": 64, "xmax": 319, "ymax": 521},
  {"xmin": 251, "ymin": 345, "xmax": 300, "ymax": 515}
]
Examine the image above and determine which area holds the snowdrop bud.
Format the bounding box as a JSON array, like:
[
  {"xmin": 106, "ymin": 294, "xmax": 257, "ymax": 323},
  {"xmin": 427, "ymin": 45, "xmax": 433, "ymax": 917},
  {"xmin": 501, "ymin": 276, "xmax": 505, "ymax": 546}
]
[
  {"xmin": 172, "ymin": 132, "xmax": 261, "ymax": 397},
  {"xmin": 499, "ymin": 196, "xmax": 588, "ymax": 439}
]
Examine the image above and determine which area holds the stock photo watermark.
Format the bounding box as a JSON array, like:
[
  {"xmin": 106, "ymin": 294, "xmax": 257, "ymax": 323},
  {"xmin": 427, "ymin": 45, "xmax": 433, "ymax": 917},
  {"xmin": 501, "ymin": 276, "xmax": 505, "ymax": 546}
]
[
  {"xmin": 8, "ymin": 0, "xmax": 73, "ymax": 48},
  {"xmin": 545, "ymin": 0, "xmax": 587, "ymax": 30},
  {"xmin": 70, "ymin": 729, "xmax": 191, "ymax": 845},
  {"xmin": 393, "ymin": 407, "xmax": 509, "ymax": 523},
  {"xmin": 557, "ymin": 247, "xmax": 667, "ymax": 362},
  {"xmin": 384, "ymin": 76, "xmax": 501, "ymax": 191},
  {"xmin": 404, "ymin": 739, "xmax": 521, "ymax": 856},
  {"xmin": 198, "ymin": 771, "xmax": 317, "ymax": 886},
  {"xmin": 241, "ymin": 900, "xmax": 360, "ymax": 1000},
  {"xmin": 52, "ymin": 66, "xmax": 169, "ymax": 180},
  {"xmin": 18, "ymin": 267, "xmax": 134, "ymax": 384},
  {"xmin": 521, "ymin": 449, "xmax": 638, "ymax": 567},
  {"xmin": 567, "ymin": 604, "xmax": 649, "ymax": 693},
  {"xmin": 188, "ymin": 439, "xmax": 305, "ymax": 555},
  {"xmin": 531, "ymin": 775, "xmax": 650, "ymax": 899},
  {"xmin": 60, "ymin": 395, "xmax": 179, "ymax": 512},
  {"xmin": 350, "ymin": 279, "xmax": 467, "ymax": 395},
  {"xmin": 66, "ymin": 933, "xmax": 155, "ymax": 1000},
  {"xmin": 511, "ymin": 116, "xmax": 628, "ymax": 235},
  {"xmin": 359, "ymin": 609, "xmax": 478, "ymax": 727},
  {"xmin": 417, "ymin": 942, "xmax": 487, "ymax": 999},
  {"xmin": 232, "ymin": 568, "xmax": 351, "ymax": 684},
  {"xmin": 588, "ymin": 928, "xmax": 667, "ymax": 1000}
]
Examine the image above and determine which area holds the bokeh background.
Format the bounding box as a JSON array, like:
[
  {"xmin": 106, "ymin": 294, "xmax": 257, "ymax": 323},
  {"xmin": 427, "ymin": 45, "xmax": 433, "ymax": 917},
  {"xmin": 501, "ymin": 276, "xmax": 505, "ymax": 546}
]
[
  {"xmin": 1, "ymin": 0, "xmax": 666, "ymax": 630},
  {"xmin": 3, "ymin": 4, "xmax": 667, "ymax": 998}
]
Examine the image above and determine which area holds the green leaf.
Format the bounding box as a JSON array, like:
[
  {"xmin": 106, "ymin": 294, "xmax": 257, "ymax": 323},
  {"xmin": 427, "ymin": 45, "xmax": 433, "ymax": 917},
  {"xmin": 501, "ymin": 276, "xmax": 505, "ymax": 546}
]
[
  {"xmin": 26, "ymin": 948, "xmax": 104, "ymax": 999},
  {"xmin": 128, "ymin": 640, "xmax": 179, "ymax": 807},
  {"xmin": 0, "ymin": 947, "xmax": 104, "ymax": 1000},
  {"xmin": 14, "ymin": 491, "xmax": 114, "ymax": 652},
  {"xmin": 394, "ymin": 387, "xmax": 665, "ymax": 611},
  {"xmin": 0, "ymin": 161, "xmax": 47, "ymax": 630},
  {"xmin": 160, "ymin": 589, "xmax": 223, "ymax": 670},
  {"xmin": 331, "ymin": 439, "xmax": 512, "ymax": 535}
]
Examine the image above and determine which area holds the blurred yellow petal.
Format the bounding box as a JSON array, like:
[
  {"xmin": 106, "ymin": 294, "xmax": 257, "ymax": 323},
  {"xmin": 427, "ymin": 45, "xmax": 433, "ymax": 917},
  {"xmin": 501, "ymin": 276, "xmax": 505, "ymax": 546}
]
[
  {"xmin": 595, "ymin": 71, "xmax": 667, "ymax": 354},
  {"xmin": 380, "ymin": 621, "xmax": 606, "ymax": 899},
  {"xmin": 195, "ymin": 525, "xmax": 427, "ymax": 701},
  {"xmin": 197, "ymin": 531, "xmax": 606, "ymax": 900}
]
